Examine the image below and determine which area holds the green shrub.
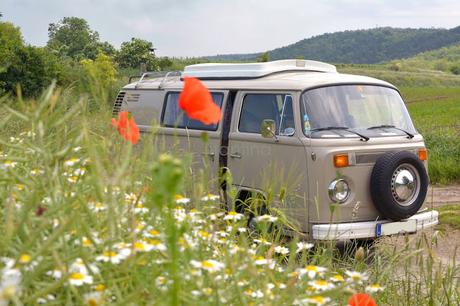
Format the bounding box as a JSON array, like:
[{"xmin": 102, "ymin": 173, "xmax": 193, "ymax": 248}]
[{"xmin": 79, "ymin": 53, "xmax": 118, "ymax": 110}]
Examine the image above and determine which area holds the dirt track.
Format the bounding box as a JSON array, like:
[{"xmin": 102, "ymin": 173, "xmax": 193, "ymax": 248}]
[
  {"xmin": 426, "ymin": 185, "xmax": 460, "ymax": 206},
  {"xmin": 382, "ymin": 185, "xmax": 460, "ymax": 265}
]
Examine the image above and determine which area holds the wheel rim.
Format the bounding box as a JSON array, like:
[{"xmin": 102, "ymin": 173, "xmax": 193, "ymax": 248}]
[{"xmin": 391, "ymin": 163, "xmax": 420, "ymax": 207}]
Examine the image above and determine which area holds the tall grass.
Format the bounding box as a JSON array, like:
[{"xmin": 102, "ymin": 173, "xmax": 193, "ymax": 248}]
[
  {"xmin": 404, "ymin": 87, "xmax": 460, "ymax": 184},
  {"xmin": 0, "ymin": 85, "xmax": 458, "ymax": 305}
]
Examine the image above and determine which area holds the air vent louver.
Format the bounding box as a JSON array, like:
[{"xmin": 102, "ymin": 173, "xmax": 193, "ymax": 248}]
[{"xmin": 112, "ymin": 91, "xmax": 126, "ymax": 116}]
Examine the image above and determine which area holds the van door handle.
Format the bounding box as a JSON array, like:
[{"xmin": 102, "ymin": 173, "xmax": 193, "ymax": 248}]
[
  {"xmin": 201, "ymin": 152, "xmax": 215, "ymax": 161},
  {"xmin": 230, "ymin": 152, "xmax": 242, "ymax": 159}
]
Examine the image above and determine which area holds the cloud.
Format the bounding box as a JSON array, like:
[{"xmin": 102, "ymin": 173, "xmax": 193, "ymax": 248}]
[{"xmin": 2, "ymin": 0, "xmax": 460, "ymax": 56}]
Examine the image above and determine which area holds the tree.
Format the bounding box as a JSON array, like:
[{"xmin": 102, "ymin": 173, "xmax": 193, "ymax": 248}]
[
  {"xmin": 47, "ymin": 17, "xmax": 114, "ymax": 60},
  {"xmin": 450, "ymin": 65, "xmax": 460, "ymax": 75},
  {"xmin": 80, "ymin": 53, "xmax": 118, "ymax": 109},
  {"xmin": 257, "ymin": 52, "xmax": 270, "ymax": 62},
  {"xmin": 0, "ymin": 21, "xmax": 23, "ymax": 69},
  {"xmin": 116, "ymin": 38, "xmax": 158, "ymax": 71},
  {"xmin": 0, "ymin": 46, "xmax": 63, "ymax": 97}
]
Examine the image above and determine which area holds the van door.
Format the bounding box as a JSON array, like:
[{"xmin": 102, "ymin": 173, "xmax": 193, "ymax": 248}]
[
  {"xmin": 227, "ymin": 91, "xmax": 309, "ymax": 232},
  {"xmin": 158, "ymin": 90, "xmax": 227, "ymax": 190}
]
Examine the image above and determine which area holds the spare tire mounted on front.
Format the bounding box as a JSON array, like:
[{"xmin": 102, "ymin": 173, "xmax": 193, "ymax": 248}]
[{"xmin": 370, "ymin": 151, "xmax": 428, "ymax": 221}]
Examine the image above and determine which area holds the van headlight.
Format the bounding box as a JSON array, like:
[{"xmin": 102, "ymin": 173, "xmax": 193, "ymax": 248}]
[{"xmin": 328, "ymin": 179, "xmax": 350, "ymax": 203}]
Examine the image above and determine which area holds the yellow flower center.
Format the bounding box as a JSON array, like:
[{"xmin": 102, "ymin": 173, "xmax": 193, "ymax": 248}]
[
  {"xmin": 305, "ymin": 265, "xmax": 318, "ymax": 272},
  {"xmin": 332, "ymin": 274, "xmax": 344, "ymax": 282},
  {"xmin": 314, "ymin": 280, "xmax": 328, "ymax": 286},
  {"xmin": 70, "ymin": 273, "xmax": 84, "ymax": 280},
  {"xmin": 148, "ymin": 239, "xmax": 161, "ymax": 246},
  {"xmin": 87, "ymin": 298, "xmax": 98, "ymax": 306},
  {"xmin": 134, "ymin": 242, "xmax": 145, "ymax": 250},
  {"xmin": 95, "ymin": 284, "xmax": 105, "ymax": 291},
  {"xmin": 149, "ymin": 229, "xmax": 160, "ymax": 236},
  {"xmin": 199, "ymin": 231, "xmax": 211, "ymax": 238},
  {"xmin": 103, "ymin": 251, "xmax": 117, "ymax": 258},
  {"xmin": 19, "ymin": 254, "xmax": 32, "ymax": 264},
  {"xmin": 82, "ymin": 238, "xmax": 93, "ymax": 246},
  {"xmin": 311, "ymin": 296, "xmax": 326, "ymax": 303},
  {"xmin": 201, "ymin": 261, "xmax": 215, "ymax": 269}
]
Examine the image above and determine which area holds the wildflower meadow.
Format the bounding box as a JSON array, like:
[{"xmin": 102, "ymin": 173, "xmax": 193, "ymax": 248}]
[{"xmin": 0, "ymin": 81, "xmax": 458, "ymax": 306}]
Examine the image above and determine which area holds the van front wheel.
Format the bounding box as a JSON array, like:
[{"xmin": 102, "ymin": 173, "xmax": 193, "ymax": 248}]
[{"xmin": 370, "ymin": 151, "xmax": 428, "ymax": 221}]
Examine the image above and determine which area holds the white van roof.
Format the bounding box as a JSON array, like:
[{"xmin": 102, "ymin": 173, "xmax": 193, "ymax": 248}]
[
  {"xmin": 182, "ymin": 59, "xmax": 337, "ymax": 79},
  {"xmin": 123, "ymin": 60, "xmax": 394, "ymax": 91}
]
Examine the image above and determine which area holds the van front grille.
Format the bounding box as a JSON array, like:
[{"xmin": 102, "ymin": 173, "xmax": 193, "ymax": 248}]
[
  {"xmin": 112, "ymin": 91, "xmax": 126, "ymax": 116},
  {"xmin": 355, "ymin": 152, "xmax": 383, "ymax": 164}
]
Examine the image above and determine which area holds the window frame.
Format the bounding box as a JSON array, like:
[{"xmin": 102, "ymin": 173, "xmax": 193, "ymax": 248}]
[
  {"xmin": 299, "ymin": 83, "xmax": 416, "ymax": 138},
  {"xmin": 160, "ymin": 91, "xmax": 225, "ymax": 131},
  {"xmin": 237, "ymin": 92, "xmax": 296, "ymax": 136}
]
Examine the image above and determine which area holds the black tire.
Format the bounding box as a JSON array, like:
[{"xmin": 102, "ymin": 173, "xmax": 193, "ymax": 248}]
[{"xmin": 370, "ymin": 151, "xmax": 428, "ymax": 221}]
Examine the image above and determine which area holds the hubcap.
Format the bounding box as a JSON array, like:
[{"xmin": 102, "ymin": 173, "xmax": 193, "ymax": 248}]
[{"xmin": 391, "ymin": 164, "xmax": 420, "ymax": 206}]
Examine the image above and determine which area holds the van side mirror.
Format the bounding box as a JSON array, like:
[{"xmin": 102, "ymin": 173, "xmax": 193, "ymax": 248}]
[{"xmin": 260, "ymin": 119, "xmax": 278, "ymax": 141}]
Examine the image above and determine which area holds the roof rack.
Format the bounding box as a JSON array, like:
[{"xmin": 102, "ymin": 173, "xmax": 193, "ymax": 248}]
[
  {"xmin": 132, "ymin": 71, "xmax": 182, "ymax": 89},
  {"xmin": 182, "ymin": 59, "xmax": 337, "ymax": 79}
]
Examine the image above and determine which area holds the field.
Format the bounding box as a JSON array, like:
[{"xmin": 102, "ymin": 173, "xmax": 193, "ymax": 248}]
[
  {"xmin": 0, "ymin": 81, "xmax": 458, "ymax": 305},
  {"xmin": 403, "ymin": 87, "xmax": 460, "ymax": 184}
]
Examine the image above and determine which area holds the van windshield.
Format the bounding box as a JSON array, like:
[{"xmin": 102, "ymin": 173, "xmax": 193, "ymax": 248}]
[{"xmin": 300, "ymin": 85, "xmax": 417, "ymax": 138}]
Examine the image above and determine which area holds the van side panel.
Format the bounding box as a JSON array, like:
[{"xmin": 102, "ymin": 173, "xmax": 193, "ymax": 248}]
[{"xmin": 121, "ymin": 89, "xmax": 165, "ymax": 132}]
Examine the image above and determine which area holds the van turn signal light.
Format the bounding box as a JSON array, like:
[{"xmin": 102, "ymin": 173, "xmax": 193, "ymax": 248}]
[
  {"xmin": 334, "ymin": 154, "xmax": 349, "ymax": 168},
  {"xmin": 418, "ymin": 148, "xmax": 427, "ymax": 161}
]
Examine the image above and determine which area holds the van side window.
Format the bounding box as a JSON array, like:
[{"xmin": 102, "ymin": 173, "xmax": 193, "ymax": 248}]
[
  {"xmin": 239, "ymin": 94, "xmax": 295, "ymax": 136},
  {"xmin": 162, "ymin": 92, "xmax": 224, "ymax": 131}
]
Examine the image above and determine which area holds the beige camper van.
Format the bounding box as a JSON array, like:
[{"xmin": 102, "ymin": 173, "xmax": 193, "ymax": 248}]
[{"xmin": 113, "ymin": 59, "xmax": 438, "ymax": 241}]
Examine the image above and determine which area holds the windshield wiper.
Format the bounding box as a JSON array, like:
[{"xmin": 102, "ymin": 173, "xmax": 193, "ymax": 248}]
[
  {"xmin": 367, "ymin": 125, "xmax": 414, "ymax": 139},
  {"xmin": 310, "ymin": 126, "xmax": 370, "ymax": 142}
]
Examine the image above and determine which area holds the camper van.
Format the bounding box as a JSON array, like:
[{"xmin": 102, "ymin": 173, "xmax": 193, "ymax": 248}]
[{"xmin": 112, "ymin": 59, "xmax": 438, "ymax": 240}]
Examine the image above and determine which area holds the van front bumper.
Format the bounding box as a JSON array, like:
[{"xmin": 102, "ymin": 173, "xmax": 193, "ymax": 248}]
[{"xmin": 311, "ymin": 210, "xmax": 439, "ymax": 240}]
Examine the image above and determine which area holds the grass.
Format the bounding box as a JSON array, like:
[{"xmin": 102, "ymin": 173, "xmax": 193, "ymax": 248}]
[
  {"xmin": 437, "ymin": 204, "xmax": 460, "ymax": 230},
  {"xmin": 403, "ymin": 87, "xmax": 460, "ymax": 184},
  {"xmin": 0, "ymin": 85, "xmax": 459, "ymax": 305}
]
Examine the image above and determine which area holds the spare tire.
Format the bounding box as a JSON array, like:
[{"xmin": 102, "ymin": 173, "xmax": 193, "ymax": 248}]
[{"xmin": 370, "ymin": 151, "xmax": 428, "ymax": 221}]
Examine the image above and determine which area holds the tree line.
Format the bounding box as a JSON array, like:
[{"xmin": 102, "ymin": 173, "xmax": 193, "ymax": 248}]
[
  {"xmin": 0, "ymin": 16, "xmax": 181, "ymax": 99},
  {"xmin": 207, "ymin": 26, "xmax": 460, "ymax": 66}
]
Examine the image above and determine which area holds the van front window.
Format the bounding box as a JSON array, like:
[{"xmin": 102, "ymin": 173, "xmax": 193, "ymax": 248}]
[{"xmin": 300, "ymin": 85, "xmax": 417, "ymax": 138}]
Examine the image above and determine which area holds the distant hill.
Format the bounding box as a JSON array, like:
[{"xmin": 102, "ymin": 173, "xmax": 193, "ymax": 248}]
[
  {"xmin": 394, "ymin": 42, "xmax": 460, "ymax": 74},
  {"xmin": 206, "ymin": 27, "xmax": 460, "ymax": 64}
]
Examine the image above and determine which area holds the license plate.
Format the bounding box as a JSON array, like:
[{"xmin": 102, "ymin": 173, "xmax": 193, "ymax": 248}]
[{"xmin": 376, "ymin": 219, "xmax": 417, "ymax": 237}]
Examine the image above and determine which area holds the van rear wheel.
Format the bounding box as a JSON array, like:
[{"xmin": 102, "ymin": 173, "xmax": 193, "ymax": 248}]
[{"xmin": 370, "ymin": 151, "xmax": 428, "ymax": 221}]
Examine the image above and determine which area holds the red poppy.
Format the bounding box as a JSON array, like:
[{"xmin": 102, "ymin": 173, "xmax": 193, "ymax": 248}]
[
  {"xmin": 348, "ymin": 293, "xmax": 377, "ymax": 306},
  {"xmin": 111, "ymin": 111, "xmax": 140, "ymax": 145},
  {"xmin": 178, "ymin": 77, "xmax": 222, "ymax": 125}
]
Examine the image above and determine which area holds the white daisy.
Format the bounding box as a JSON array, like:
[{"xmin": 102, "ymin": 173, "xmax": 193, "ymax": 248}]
[
  {"xmin": 223, "ymin": 211, "xmax": 244, "ymax": 221},
  {"xmin": 255, "ymin": 214, "xmax": 278, "ymax": 222},
  {"xmin": 294, "ymin": 296, "xmax": 331, "ymax": 306},
  {"xmin": 345, "ymin": 270, "xmax": 368, "ymax": 283},
  {"xmin": 190, "ymin": 259, "xmax": 224, "ymax": 273},
  {"xmin": 96, "ymin": 251, "xmax": 125, "ymax": 264},
  {"xmin": 366, "ymin": 284, "xmax": 385, "ymax": 293},
  {"xmin": 201, "ymin": 194, "xmax": 219, "ymax": 201},
  {"xmin": 308, "ymin": 279, "xmax": 335, "ymax": 291},
  {"xmin": 297, "ymin": 265, "xmax": 327, "ymax": 278},
  {"xmin": 68, "ymin": 272, "xmax": 93, "ymax": 286},
  {"xmin": 174, "ymin": 195, "xmax": 191, "ymax": 204},
  {"xmin": 274, "ymin": 246, "xmax": 290, "ymax": 255},
  {"xmin": 64, "ymin": 157, "xmax": 80, "ymax": 167},
  {"xmin": 296, "ymin": 242, "xmax": 314, "ymax": 253}
]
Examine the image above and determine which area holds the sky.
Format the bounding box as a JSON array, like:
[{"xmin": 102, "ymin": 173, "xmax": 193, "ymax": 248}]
[{"xmin": 2, "ymin": 0, "xmax": 460, "ymax": 57}]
